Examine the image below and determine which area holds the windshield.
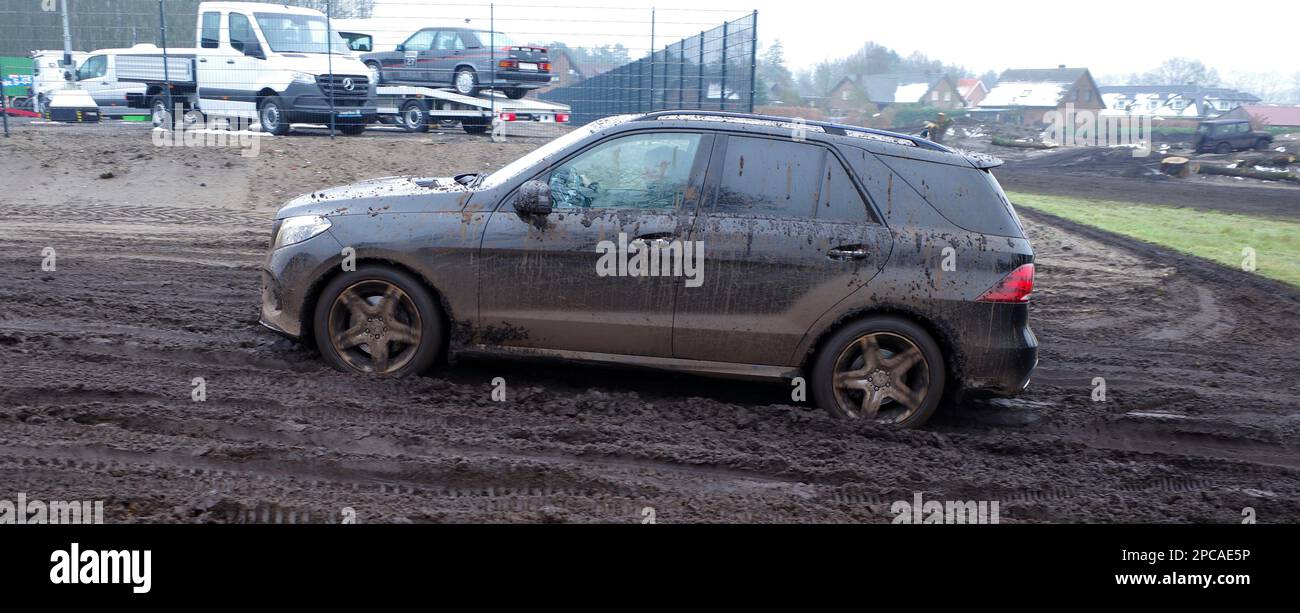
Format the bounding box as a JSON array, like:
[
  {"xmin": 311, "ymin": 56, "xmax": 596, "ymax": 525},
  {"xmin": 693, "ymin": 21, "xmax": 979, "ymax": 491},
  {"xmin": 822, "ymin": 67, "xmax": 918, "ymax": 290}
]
[
  {"xmin": 254, "ymin": 12, "xmax": 350, "ymax": 54},
  {"xmin": 473, "ymin": 30, "xmax": 517, "ymax": 48},
  {"xmin": 478, "ymin": 115, "xmax": 637, "ymax": 189}
]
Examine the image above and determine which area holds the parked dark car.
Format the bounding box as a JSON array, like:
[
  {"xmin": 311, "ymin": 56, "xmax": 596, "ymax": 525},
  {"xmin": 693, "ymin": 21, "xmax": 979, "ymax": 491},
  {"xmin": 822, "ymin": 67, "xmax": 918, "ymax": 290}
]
[
  {"xmin": 361, "ymin": 28, "xmax": 549, "ymax": 99},
  {"xmin": 1195, "ymin": 119, "xmax": 1273, "ymax": 154},
  {"xmin": 260, "ymin": 111, "xmax": 1038, "ymax": 428}
]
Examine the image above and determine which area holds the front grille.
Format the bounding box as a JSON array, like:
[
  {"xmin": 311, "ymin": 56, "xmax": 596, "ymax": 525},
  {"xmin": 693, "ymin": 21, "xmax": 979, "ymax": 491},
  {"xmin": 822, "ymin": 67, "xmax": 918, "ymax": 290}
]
[{"xmin": 315, "ymin": 74, "xmax": 369, "ymax": 97}]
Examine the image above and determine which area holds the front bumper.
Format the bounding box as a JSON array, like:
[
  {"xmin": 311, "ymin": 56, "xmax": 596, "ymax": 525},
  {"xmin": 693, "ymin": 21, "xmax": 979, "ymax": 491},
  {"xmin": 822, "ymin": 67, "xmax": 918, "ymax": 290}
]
[
  {"xmin": 281, "ymin": 81, "xmax": 377, "ymax": 124},
  {"xmin": 259, "ymin": 229, "xmax": 346, "ymax": 340}
]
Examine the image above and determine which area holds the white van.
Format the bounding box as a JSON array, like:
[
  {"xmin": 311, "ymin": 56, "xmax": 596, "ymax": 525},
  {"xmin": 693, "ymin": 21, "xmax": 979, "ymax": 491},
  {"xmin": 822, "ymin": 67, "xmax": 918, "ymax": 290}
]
[
  {"xmin": 120, "ymin": 2, "xmax": 377, "ymax": 135},
  {"xmin": 73, "ymin": 45, "xmax": 159, "ymax": 115}
]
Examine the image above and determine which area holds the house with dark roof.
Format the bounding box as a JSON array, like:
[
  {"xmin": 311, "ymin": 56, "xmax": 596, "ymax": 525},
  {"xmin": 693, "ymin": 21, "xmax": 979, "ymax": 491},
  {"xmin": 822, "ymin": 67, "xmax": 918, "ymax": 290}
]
[
  {"xmin": 1099, "ymin": 85, "xmax": 1261, "ymax": 119},
  {"xmin": 825, "ymin": 73, "xmax": 963, "ymax": 117},
  {"xmin": 975, "ymin": 66, "xmax": 1104, "ymax": 125},
  {"xmin": 1218, "ymin": 104, "xmax": 1300, "ymax": 128},
  {"xmin": 536, "ymin": 47, "xmax": 621, "ymax": 93}
]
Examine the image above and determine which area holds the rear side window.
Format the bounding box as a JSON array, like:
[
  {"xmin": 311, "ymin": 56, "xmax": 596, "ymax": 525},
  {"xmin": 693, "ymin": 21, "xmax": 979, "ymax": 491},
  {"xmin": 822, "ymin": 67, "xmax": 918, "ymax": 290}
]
[
  {"xmin": 714, "ymin": 136, "xmax": 825, "ymax": 218},
  {"xmin": 817, "ymin": 157, "xmax": 871, "ymax": 222},
  {"xmin": 879, "ymin": 155, "xmax": 1025, "ymax": 238},
  {"xmin": 200, "ymin": 12, "xmax": 220, "ymax": 49}
]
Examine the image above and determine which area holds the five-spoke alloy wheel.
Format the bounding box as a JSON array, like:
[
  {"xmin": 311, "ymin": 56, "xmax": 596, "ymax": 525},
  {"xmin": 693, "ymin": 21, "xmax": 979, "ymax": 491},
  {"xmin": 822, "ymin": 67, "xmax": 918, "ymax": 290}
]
[
  {"xmin": 313, "ymin": 266, "xmax": 443, "ymax": 377},
  {"xmin": 812, "ymin": 316, "xmax": 945, "ymax": 427}
]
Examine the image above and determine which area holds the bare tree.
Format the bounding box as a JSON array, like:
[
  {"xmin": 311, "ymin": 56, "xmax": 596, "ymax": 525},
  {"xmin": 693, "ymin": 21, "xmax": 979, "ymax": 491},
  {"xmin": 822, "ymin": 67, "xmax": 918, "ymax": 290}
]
[{"xmin": 1141, "ymin": 57, "xmax": 1221, "ymax": 87}]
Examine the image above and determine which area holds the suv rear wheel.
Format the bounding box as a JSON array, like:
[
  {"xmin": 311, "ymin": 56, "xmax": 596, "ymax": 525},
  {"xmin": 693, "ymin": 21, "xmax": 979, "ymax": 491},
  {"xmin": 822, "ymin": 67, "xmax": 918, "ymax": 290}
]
[{"xmin": 811, "ymin": 316, "xmax": 946, "ymax": 428}]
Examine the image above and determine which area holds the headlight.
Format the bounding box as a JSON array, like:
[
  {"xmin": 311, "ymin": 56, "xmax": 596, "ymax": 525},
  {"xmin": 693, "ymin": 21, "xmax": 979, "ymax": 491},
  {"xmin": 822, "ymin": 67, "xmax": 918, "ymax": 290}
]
[
  {"xmin": 291, "ymin": 71, "xmax": 317, "ymax": 85},
  {"xmin": 273, "ymin": 215, "xmax": 331, "ymax": 249}
]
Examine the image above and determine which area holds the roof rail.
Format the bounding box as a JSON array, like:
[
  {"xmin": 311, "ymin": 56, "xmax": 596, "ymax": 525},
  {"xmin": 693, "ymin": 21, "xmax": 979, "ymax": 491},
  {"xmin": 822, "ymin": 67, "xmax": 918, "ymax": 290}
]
[{"xmin": 637, "ymin": 110, "xmax": 949, "ymax": 151}]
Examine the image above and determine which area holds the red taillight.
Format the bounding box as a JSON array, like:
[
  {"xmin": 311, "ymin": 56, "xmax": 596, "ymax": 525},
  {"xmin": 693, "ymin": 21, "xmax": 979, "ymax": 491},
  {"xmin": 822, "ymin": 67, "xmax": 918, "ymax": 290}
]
[
  {"xmin": 539, "ymin": 62, "xmax": 550, "ymax": 72},
  {"xmin": 498, "ymin": 59, "xmax": 517, "ymax": 69},
  {"xmin": 555, "ymin": 113, "xmax": 569, "ymax": 123},
  {"xmin": 976, "ymin": 263, "xmax": 1034, "ymax": 303},
  {"xmin": 499, "ymin": 112, "xmax": 517, "ymax": 122}
]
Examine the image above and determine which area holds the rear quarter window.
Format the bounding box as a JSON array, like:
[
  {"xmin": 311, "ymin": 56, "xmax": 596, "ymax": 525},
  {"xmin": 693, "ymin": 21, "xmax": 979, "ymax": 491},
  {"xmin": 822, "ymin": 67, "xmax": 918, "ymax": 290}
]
[{"xmin": 877, "ymin": 155, "xmax": 1025, "ymax": 238}]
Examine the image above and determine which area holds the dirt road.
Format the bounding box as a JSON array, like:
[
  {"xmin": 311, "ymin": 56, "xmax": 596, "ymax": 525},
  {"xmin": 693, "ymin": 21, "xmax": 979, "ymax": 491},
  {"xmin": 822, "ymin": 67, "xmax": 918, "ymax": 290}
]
[{"xmin": 1, "ymin": 121, "xmax": 1297, "ymax": 523}]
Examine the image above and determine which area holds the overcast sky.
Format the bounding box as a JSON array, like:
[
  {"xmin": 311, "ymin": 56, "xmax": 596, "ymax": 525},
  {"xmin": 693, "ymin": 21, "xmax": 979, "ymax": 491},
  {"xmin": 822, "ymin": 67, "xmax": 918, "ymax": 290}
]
[{"xmin": 369, "ymin": 0, "xmax": 1300, "ymax": 78}]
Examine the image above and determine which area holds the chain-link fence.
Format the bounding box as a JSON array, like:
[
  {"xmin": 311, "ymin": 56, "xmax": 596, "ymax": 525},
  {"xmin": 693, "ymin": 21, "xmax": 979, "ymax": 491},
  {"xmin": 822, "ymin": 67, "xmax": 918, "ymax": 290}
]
[
  {"xmin": 539, "ymin": 11, "xmax": 755, "ymax": 125},
  {"xmin": 0, "ymin": 0, "xmax": 755, "ymax": 139}
]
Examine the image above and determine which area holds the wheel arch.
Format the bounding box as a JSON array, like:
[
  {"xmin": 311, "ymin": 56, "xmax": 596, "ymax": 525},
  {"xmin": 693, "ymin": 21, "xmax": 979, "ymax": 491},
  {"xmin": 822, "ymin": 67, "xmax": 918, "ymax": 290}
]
[{"xmin": 799, "ymin": 305, "xmax": 965, "ymax": 394}]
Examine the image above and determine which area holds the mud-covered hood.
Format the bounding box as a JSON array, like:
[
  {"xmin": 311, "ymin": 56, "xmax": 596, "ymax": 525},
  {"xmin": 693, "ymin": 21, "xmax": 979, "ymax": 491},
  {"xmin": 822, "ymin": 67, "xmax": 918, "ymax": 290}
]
[{"xmin": 276, "ymin": 176, "xmax": 473, "ymax": 218}]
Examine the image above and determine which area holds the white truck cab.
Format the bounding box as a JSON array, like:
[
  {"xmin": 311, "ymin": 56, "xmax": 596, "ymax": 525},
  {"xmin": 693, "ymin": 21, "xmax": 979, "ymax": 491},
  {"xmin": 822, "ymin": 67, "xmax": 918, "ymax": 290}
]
[{"xmin": 193, "ymin": 2, "xmax": 376, "ymax": 133}]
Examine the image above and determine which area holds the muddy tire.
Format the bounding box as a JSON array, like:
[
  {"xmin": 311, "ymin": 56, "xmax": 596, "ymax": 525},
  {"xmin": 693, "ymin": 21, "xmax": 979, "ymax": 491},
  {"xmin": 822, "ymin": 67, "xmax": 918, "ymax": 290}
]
[
  {"xmin": 811, "ymin": 315, "xmax": 945, "ymax": 428},
  {"xmin": 1256, "ymin": 139, "xmax": 1272, "ymax": 151},
  {"xmin": 453, "ymin": 67, "xmax": 479, "ymax": 97},
  {"xmin": 338, "ymin": 123, "xmax": 367, "ymax": 135},
  {"xmin": 400, "ymin": 99, "xmax": 429, "ymax": 133},
  {"xmin": 1214, "ymin": 141, "xmax": 1231, "ymax": 155},
  {"xmin": 258, "ymin": 95, "xmax": 290, "ymax": 136},
  {"xmin": 313, "ymin": 266, "xmax": 444, "ymax": 377}
]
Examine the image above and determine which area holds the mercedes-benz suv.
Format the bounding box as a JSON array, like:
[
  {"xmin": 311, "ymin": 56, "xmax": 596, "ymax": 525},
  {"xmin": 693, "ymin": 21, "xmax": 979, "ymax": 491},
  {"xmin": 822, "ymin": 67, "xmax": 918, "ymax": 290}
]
[{"xmin": 260, "ymin": 111, "xmax": 1038, "ymax": 428}]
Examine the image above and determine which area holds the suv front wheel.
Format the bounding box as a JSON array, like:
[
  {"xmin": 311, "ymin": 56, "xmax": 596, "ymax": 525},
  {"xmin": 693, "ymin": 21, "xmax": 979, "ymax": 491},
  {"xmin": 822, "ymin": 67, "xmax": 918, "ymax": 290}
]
[
  {"xmin": 811, "ymin": 316, "xmax": 946, "ymax": 428},
  {"xmin": 313, "ymin": 266, "xmax": 444, "ymax": 377}
]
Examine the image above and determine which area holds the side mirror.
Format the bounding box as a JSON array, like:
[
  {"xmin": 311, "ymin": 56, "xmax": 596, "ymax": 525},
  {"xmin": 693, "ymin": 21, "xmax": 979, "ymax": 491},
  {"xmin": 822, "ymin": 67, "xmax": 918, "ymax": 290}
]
[
  {"xmin": 395, "ymin": 43, "xmax": 405, "ymax": 52},
  {"xmin": 513, "ymin": 180, "xmax": 553, "ymax": 215},
  {"xmin": 243, "ymin": 40, "xmax": 264, "ymax": 59}
]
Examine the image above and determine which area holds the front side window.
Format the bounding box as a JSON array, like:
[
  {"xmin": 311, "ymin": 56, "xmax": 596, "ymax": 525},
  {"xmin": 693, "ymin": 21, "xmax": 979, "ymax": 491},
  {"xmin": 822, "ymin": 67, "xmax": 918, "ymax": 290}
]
[
  {"xmin": 548, "ymin": 132, "xmax": 702, "ymax": 210},
  {"xmin": 200, "ymin": 12, "xmax": 220, "ymax": 48},
  {"xmin": 77, "ymin": 55, "xmax": 107, "ymax": 80},
  {"xmin": 713, "ymin": 136, "xmax": 825, "ymax": 219},
  {"xmin": 229, "ymin": 12, "xmax": 256, "ymax": 53},
  {"xmin": 341, "ymin": 33, "xmax": 372, "ymax": 52},
  {"xmin": 253, "ymin": 12, "xmax": 349, "ymax": 54}
]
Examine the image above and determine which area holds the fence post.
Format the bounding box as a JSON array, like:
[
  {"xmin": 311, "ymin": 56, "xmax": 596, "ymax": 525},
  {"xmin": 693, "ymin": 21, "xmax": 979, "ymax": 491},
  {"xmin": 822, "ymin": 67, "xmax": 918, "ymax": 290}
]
[
  {"xmin": 697, "ymin": 31, "xmax": 703, "ymax": 109},
  {"xmin": 748, "ymin": 11, "xmax": 757, "ymax": 113},
  {"xmin": 648, "ymin": 8, "xmax": 655, "ymax": 111},
  {"xmin": 719, "ymin": 21, "xmax": 728, "ymax": 111},
  {"xmin": 681, "ymin": 43, "xmax": 691, "ymax": 110},
  {"xmin": 326, "ymin": 0, "xmax": 336, "ymax": 138},
  {"xmin": 1, "ymin": 57, "xmax": 9, "ymax": 137},
  {"xmin": 158, "ymin": 1, "xmax": 173, "ymax": 123}
]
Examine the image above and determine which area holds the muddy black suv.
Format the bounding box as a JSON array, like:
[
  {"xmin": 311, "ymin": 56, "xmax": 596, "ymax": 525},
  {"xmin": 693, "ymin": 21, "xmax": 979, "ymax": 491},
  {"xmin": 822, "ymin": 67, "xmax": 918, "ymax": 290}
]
[
  {"xmin": 260, "ymin": 111, "xmax": 1038, "ymax": 427},
  {"xmin": 1195, "ymin": 119, "xmax": 1273, "ymax": 154}
]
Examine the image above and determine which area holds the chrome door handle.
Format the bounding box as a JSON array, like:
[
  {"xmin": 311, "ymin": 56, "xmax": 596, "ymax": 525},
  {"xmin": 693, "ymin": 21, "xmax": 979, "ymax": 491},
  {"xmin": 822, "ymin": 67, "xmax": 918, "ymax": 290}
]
[{"xmin": 828, "ymin": 245, "xmax": 869, "ymax": 260}]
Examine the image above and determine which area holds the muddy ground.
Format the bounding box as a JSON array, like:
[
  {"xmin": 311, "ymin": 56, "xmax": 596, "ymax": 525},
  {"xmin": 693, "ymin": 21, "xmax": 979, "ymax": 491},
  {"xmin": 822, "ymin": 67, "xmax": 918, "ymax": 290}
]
[{"xmin": 1, "ymin": 119, "xmax": 1298, "ymax": 523}]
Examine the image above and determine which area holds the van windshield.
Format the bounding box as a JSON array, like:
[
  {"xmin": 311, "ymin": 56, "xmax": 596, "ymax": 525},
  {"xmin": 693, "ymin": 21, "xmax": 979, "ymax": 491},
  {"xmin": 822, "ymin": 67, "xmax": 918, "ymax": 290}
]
[{"xmin": 254, "ymin": 12, "xmax": 350, "ymax": 54}]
